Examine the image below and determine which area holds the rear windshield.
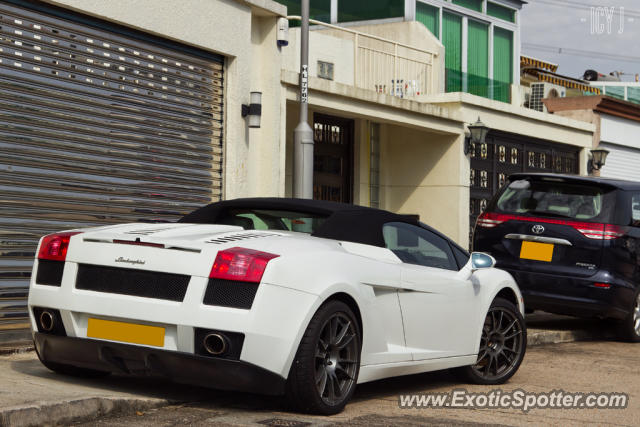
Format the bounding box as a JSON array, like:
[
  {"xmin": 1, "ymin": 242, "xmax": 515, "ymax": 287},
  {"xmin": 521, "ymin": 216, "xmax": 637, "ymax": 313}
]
[
  {"xmin": 192, "ymin": 208, "xmax": 328, "ymax": 234},
  {"xmin": 493, "ymin": 178, "xmax": 616, "ymax": 222}
]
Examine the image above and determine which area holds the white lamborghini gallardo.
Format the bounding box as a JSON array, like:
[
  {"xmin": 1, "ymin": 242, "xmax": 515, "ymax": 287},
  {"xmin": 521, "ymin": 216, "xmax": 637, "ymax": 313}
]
[{"xmin": 29, "ymin": 198, "xmax": 526, "ymax": 414}]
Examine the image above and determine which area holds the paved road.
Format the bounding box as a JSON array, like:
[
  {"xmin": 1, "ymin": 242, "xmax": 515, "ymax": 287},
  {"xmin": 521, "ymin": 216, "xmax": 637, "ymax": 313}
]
[{"xmin": 2, "ymin": 339, "xmax": 638, "ymax": 426}]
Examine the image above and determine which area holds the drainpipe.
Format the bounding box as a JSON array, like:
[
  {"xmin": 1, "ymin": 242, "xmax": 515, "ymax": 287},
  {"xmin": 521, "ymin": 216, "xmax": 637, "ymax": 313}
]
[{"xmin": 293, "ymin": 0, "xmax": 314, "ymax": 199}]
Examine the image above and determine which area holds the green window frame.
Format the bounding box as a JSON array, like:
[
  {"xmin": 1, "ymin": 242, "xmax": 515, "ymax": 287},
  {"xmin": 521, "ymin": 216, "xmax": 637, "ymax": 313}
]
[
  {"xmin": 416, "ymin": 2, "xmax": 440, "ymax": 37},
  {"xmin": 452, "ymin": 0, "xmax": 483, "ymax": 12},
  {"xmin": 493, "ymin": 27, "xmax": 513, "ymax": 102},
  {"xmin": 493, "ymin": 27, "xmax": 513, "ymax": 84},
  {"xmin": 338, "ymin": 0, "xmax": 404, "ymax": 23},
  {"xmin": 487, "ymin": 2, "xmax": 516, "ymax": 23},
  {"xmin": 443, "ymin": 11, "xmax": 463, "ymax": 92},
  {"xmin": 467, "ymin": 19, "xmax": 489, "ymax": 97}
]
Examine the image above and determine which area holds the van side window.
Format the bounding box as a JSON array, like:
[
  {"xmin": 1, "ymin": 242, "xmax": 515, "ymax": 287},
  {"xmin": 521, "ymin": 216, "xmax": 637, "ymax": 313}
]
[{"xmin": 631, "ymin": 194, "xmax": 640, "ymax": 226}]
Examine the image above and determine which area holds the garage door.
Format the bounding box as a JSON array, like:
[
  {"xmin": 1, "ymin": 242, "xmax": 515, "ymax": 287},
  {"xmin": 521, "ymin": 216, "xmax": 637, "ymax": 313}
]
[
  {"xmin": 0, "ymin": 1, "xmax": 224, "ymax": 339},
  {"xmin": 599, "ymin": 143, "xmax": 640, "ymax": 182}
]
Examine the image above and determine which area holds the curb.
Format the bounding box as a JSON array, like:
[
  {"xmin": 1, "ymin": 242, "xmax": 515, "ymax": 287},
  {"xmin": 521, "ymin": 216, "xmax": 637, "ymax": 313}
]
[
  {"xmin": 0, "ymin": 397, "xmax": 172, "ymax": 427},
  {"xmin": 527, "ymin": 328, "xmax": 615, "ymax": 346},
  {"xmin": 0, "ymin": 345, "xmax": 34, "ymax": 357}
]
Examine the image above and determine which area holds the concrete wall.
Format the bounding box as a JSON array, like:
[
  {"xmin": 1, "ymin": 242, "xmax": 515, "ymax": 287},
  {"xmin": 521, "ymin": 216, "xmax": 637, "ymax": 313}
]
[
  {"xmin": 283, "ymin": 28, "xmax": 355, "ymax": 86},
  {"xmin": 379, "ymin": 125, "xmax": 466, "ymax": 244},
  {"xmin": 46, "ymin": 0, "xmax": 287, "ymax": 199},
  {"xmin": 550, "ymin": 110, "xmax": 600, "ymax": 149},
  {"xmin": 283, "ymin": 21, "xmax": 445, "ymax": 94},
  {"xmin": 248, "ymin": 14, "xmax": 288, "ymax": 197}
]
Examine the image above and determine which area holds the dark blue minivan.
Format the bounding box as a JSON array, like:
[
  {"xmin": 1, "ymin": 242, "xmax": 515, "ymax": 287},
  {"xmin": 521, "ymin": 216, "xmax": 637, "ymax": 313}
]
[{"xmin": 473, "ymin": 173, "xmax": 640, "ymax": 342}]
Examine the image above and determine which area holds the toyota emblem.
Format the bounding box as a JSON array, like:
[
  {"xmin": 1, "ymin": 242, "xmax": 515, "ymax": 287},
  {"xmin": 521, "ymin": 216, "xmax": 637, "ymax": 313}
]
[{"xmin": 532, "ymin": 225, "xmax": 545, "ymax": 235}]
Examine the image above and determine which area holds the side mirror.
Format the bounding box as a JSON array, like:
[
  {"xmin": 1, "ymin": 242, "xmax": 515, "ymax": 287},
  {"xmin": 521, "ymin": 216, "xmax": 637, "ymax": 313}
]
[{"xmin": 471, "ymin": 252, "xmax": 496, "ymax": 271}]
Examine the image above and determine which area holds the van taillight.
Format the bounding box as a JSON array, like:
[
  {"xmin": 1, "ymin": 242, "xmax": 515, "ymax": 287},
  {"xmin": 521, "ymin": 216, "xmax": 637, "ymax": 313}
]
[
  {"xmin": 476, "ymin": 212, "xmax": 511, "ymax": 228},
  {"xmin": 575, "ymin": 224, "xmax": 627, "ymax": 240},
  {"xmin": 37, "ymin": 232, "xmax": 82, "ymax": 262},
  {"xmin": 476, "ymin": 212, "xmax": 627, "ymax": 240}
]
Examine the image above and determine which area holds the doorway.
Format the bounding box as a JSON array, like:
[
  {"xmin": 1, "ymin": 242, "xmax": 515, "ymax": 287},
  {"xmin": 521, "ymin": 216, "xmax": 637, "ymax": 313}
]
[{"xmin": 313, "ymin": 113, "xmax": 354, "ymax": 203}]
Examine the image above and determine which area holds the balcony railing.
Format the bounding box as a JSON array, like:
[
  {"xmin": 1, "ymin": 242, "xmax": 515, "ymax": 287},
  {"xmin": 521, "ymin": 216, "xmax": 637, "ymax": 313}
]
[{"xmin": 287, "ymin": 16, "xmax": 439, "ymax": 99}]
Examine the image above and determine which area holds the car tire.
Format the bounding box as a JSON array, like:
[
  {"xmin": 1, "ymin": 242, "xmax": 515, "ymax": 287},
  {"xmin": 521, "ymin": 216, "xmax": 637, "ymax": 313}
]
[
  {"xmin": 285, "ymin": 300, "xmax": 361, "ymax": 415},
  {"xmin": 455, "ymin": 297, "xmax": 527, "ymax": 385},
  {"xmin": 619, "ymin": 287, "xmax": 640, "ymax": 343},
  {"xmin": 35, "ymin": 346, "xmax": 110, "ymax": 378}
]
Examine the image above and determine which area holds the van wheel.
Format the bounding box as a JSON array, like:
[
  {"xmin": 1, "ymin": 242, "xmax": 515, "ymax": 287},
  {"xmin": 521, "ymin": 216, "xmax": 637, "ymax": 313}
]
[{"xmin": 619, "ymin": 288, "xmax": 640, "ymax": 342}]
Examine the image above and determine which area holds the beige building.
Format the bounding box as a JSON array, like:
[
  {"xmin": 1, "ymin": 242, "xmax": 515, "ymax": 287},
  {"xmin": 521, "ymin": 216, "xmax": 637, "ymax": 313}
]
[
  {"xmin": 0, "ymin": 0, "xmax": 594, "ymax": 338},
  {"xmin": 282, "ymin": 21, "xmax": 594, "ymax": 245}
]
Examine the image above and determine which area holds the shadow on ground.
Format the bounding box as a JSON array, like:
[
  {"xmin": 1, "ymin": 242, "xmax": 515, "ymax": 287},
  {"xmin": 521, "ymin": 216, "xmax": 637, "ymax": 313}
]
[{"xmin": 10, "ymin": 355, "xmax": 463, "ymax": 416}]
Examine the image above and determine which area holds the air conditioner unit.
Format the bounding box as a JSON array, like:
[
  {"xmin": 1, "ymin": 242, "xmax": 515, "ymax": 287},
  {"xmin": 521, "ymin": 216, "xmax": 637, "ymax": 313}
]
[{"xmin": 529, "ymin": 82, "xmax": 566, "ymax": 112}]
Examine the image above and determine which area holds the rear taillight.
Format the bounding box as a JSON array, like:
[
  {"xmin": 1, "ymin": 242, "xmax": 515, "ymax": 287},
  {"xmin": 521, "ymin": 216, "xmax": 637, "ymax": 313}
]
[
  {"xmin": 37, "ymin": 232, "xmax": 82, "ymax": 262},
  {"xmin": 476, "ymin": 212, "xmax": 512, "ymax": 228},
  {"xmin": 476, "ymin": 212, "xmax": 627, "ymax": 240},
  {"xmin": 209, "ymin": 247, "xmax": 279, "ymax": 283},
  {"xmin": 603, "ymin": 224, "xmax": 628, "ymax": 240}
]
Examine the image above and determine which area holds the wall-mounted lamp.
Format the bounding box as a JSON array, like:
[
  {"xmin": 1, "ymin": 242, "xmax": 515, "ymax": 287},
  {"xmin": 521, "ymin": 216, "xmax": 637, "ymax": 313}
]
[
  {"xmin": 241, "ymin": 91, "xmax": 262, "ymax": 128},
  {"xmin": 589, "ymin": 148, "xmax": 609, "ymax": 175},
  {"xmin": 465, "ymin": 117, "xmax": 490, "ymax": 155},
  {"xmin": 276, "ymin": 17, "xmax": 289, "ymax": 47}
]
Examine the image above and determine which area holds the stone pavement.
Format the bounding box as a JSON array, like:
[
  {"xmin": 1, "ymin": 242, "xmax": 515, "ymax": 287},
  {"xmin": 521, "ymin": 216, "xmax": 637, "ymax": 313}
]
[{"xmin": 0, "ymin": 313, "xmax": 626, "ymax": 427}]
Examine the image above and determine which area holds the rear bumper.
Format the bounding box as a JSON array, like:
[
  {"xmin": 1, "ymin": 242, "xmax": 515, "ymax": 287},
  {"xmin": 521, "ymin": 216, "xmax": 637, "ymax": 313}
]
[
  {"xmin": 34, "ymin": 332, "xmax": 286, "ymax": 395},
  {"xmin": 505, "ymin": 269, "xmax": 636, "ymax": 319}
]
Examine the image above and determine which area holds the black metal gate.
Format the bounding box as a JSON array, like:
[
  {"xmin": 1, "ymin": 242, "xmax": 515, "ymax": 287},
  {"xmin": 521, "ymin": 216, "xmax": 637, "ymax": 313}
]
[
  {"xmin": 312, "ymin": 113, "xmax": 354, "ymax": 203},
  {"xmin": 469, "ymin": 131, "xmax": 580, "ymax": 244}
]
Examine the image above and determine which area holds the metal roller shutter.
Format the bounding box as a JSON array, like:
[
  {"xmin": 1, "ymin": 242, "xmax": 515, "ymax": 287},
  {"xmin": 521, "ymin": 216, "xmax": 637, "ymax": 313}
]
[
  {"xmin": 0, "ymin": 1, "xmax": 224, "ymax": 338},
  {"xmin": 599, "ymin": 143, "xmax": 640, "ymax": 182}
]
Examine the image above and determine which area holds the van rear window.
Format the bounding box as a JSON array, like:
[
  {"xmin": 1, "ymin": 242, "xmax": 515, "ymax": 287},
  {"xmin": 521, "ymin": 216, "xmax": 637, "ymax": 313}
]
[{"xmin": 494, "ymin": 179, "xmax": 616, "ymax": 222}]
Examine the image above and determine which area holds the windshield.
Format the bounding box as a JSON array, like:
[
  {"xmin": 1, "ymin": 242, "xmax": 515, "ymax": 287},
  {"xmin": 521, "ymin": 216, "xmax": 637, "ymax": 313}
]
[{"xmin": 494, "ymin": 178, "xmax": 616, "ymax": 222}]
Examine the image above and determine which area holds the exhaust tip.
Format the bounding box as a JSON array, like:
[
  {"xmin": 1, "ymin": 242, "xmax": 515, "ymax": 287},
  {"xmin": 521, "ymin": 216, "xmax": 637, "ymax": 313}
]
[
  {"xmin": 39, "ymin": 310, "xmax": 55, "ymax": 332},
  {"xmin": 203, "ymin": 333, "xmax": 227, "ymax": 356}
]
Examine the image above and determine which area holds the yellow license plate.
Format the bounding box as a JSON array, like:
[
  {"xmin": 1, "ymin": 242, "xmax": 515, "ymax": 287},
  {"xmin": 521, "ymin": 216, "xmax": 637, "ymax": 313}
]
[
  {"xmin": 519, "ymin": 241, "xmax": 554, "ymax": 262},
  {"xmin": 87, "ymin": 318, "xmax": 165, "ymax": 347}
]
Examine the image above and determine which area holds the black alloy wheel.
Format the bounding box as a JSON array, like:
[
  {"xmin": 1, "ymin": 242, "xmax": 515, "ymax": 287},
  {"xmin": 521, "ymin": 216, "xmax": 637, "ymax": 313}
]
[
  {"xmin": 314, "ymin": 312, "xmax": 359, "ymax": 405},
  {"xmin": 285, "ymin": 300, "xmax": 361, "ymax": 415},
  {"xmin": 457, "ymin": 297, "xmax": 527, "ymax": 385}
]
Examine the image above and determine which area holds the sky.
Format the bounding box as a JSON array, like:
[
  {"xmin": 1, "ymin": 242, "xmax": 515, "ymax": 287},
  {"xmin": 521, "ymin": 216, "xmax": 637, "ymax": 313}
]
[{"xmin": 520, "ymin": 0, "xmax": 640, "ymax": 81}]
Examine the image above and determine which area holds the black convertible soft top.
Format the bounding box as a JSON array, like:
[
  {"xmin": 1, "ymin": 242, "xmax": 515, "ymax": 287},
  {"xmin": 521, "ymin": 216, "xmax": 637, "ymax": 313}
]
[{"xmin": 179, "ymin": 197, "xmax": 419, "ymax": 247}]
